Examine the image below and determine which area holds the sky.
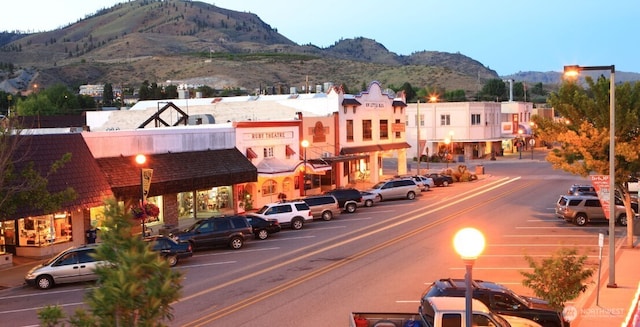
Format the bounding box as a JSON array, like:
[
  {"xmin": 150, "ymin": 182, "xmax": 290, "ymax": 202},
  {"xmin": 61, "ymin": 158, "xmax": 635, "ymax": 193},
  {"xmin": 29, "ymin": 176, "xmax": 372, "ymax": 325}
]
[{"xmin": 2, "ymin": 0, "xmax": 638, "ymax": 76}]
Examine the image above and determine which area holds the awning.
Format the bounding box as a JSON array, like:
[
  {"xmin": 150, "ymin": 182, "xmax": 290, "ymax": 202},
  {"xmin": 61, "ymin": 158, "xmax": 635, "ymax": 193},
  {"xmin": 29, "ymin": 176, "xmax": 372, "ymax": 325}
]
[
  {"xmin": 96, "ymin": 148, "xmax": 257, "ymax": 199},
  {"xmin": 340, "ymin": 142, "xmax": 411, "ymax": 155},
  {"xmin": 310, "ymin": 154, "xmax": 369, "ymax": 163},
  {"xmin": 246, "ymin": 147, "xmax": 258, "ymax": 159},
  {"xmin": 255, "ymin": 157, "xmax": 296, "ymax": 175},
  {"xmin": 285, "ymin": 145, "xmax": 296, "ymax": 156}
]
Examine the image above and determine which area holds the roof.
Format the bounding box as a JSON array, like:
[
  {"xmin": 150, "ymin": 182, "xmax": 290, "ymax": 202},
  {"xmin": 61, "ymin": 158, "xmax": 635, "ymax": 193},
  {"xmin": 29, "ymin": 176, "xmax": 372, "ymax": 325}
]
[
  {"xmin": 96, "ymin": 148, "xmax": 257, "ymax": 199},
  {"xmin": 15, "ymin": 115, "xmax": 87, "ymax": 129},
  {"xmin": 425, "ymin": 296, "xmax": 490, "ymax": 313},
  {"xmin": 9, "ymin": 133, "xmax": 113, "ymax": 219}
]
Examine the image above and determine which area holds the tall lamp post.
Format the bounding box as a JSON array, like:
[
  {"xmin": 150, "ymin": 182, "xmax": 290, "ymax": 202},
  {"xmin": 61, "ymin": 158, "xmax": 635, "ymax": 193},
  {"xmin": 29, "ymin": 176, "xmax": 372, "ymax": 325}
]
[
  {"xmin": 416, "ymin": 100, "xmax": 421, "ymax": 175},
  {"xmin": 529, "ymin": 122, "xmax": 536, "ymax": 160},
  {"xmin": 564, "ymin": 64, "xmax": 616, "ymax": 287},
  {"xmin": 301, "ymin": 139, "xmax": 309, "ymax": 196},
  {"xmin": 444, "ymin": 137, "xmax": 451, "ymax": 168},
  {"xmin": 449, "ymin": 130, "xmax": 454, "ymax": 161},
  {"xmin": 517, "ymin": 129, "xmax": 523, "ymax": 159},
  {"xmin": 135, "ymin": 154, "xmax": 148, "ymax": 236},
  {"xmin": 453, "ymin": 227, "xmax": 486, "ymax": 327}
]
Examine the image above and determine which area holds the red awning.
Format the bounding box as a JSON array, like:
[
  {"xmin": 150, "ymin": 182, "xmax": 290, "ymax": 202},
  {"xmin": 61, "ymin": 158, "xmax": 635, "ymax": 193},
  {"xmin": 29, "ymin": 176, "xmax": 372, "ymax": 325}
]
[
  {"xmin": 246, "ymin": 147, "xmax": 258, "ymax": 159},
  {"xmin": 285, "ymin": 145, "xmax": 296, "ymax": 156}
]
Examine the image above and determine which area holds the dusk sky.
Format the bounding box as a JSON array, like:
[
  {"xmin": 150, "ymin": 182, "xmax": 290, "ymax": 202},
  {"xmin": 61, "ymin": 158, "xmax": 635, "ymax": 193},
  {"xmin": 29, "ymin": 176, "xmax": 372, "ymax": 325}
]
[{"xmin": 2, "ymin": 0, "xmax": 637, "ymax": 76}]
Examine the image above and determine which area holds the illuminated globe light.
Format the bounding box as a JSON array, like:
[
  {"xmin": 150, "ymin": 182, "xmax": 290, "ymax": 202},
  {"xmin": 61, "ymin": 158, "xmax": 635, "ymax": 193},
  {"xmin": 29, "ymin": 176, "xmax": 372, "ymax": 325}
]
[
  {"xmin": 135, "ymin": 154, "xmax": 147, "ymax": 165},
  {"xmin": 453, "ymin": 227, "xmax": 485, "ymax": 260}
]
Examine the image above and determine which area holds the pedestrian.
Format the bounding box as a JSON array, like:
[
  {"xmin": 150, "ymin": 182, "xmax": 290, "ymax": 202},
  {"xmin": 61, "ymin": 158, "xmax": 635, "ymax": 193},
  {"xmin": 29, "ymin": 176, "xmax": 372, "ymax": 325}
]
[{"xmin": 86, "ymin": 227, "xmax": 97, "ymax": 244}]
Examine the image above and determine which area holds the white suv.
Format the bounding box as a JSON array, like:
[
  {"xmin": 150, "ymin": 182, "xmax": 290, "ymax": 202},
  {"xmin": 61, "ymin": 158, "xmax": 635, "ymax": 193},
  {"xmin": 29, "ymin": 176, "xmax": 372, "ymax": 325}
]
[{"xmin": 251, "ymin": 201, "xmax": 313, "ymax": 230}]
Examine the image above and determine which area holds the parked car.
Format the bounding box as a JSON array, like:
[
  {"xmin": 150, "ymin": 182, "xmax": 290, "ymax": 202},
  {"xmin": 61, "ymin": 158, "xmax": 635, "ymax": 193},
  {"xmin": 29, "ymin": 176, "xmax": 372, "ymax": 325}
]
[
  {"xmin": 25, "ymin": 244, "xmax": 106, "ymax": 290},
  {"xmin": 301, "ymin": 194, "xmax": 341, "ymax": 221},
  {"xmin": 251, "ymin": 201, "xmax": 312, "ymax": 230},
  {"xmin": 567, "ymin": 184, "xmax": 595, "ymax": 195},
  {"xmin": 555, "ymin": 194, "xmax": 630, "ymax": 226},
  {"xmin": 426, "ymin": 173, "xmax": 454, "ymax": 187},
  {"xmin": 359, "ymin": 191, "xmax": 381, "ymax": 207},
  {"xmin": 397, "ymin": 175, "xmax": 434, "ymax": 191},
  {"xmin": 422, "ymin": 278, "xmax": 567, "ymax": 327},
  {"xmin": 368, "ymin": 178, "xmax": 421, "ymax": 201},
  {"xmin": 245, "ymin": 215, "xmax": 281, "ymax": 240},
  {"xmin": 145, "ymin": 235, "xmax": 193, "ymax": 267},
  {"xmin": 171, "ymin": 216, "xmax": 253, "ymax": 250},
  {"xmin": 324, "ymin": 188, "xmax": 363, "ymax": 213}
]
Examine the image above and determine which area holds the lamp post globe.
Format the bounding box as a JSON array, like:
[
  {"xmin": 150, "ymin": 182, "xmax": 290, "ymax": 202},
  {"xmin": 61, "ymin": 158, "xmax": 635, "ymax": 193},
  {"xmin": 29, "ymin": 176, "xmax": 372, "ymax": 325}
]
[{"xmin": 453, "ymin": 227, "xmax": 485, "ymax": 327}]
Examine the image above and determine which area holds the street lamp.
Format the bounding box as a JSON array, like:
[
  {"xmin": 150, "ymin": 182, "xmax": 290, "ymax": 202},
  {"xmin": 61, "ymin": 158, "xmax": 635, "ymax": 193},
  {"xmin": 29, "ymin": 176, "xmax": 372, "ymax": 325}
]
[
  {"xmin": 529, "ymin": 122, "xmax": 536, "ymax": 160},
  {"xmin": 416, "ymin": 100, "xmax": 421, "ymax": 175},
  {"xmin": 564, "ymin": 64, "xmax": 616, "ymax": 288},
  {"xmin": 135, "ymin": 154, "xmax": 147, "ymax": 236},
  {"xmin": 517, "ymin": 129, "xmax": 523, "ymax": 160},
  {"xmin": 301, "ymin": 139, "xmax": 309, "ymax": 196},
  {"xmin": 444, "ymin": 137, "xmax": 451, "ymax": 168},
  {"xmin": 449, "ymin": 130, "xmax": 454, "ymax": 159},
  {"xmin": 453, "ymin": 227, "xmax": 486, "ymax": 327}
]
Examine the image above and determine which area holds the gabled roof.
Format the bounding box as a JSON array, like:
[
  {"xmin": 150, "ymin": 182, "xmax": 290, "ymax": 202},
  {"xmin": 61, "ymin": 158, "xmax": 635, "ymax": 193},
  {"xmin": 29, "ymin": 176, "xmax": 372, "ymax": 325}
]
[
  {"xmin": 96, "ymin": 148, "xmax": 257, "ymax": 199},
  {"xmin": 10, "ymin": 133, "xmax": 113, "ymax": 219}
]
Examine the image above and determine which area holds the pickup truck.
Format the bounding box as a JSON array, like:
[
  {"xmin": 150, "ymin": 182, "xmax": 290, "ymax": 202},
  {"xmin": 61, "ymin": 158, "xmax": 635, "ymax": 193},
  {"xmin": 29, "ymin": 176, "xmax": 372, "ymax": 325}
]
[{"xmin": 349, "ymin": 296, "xmax": 543, "ymax": 327}]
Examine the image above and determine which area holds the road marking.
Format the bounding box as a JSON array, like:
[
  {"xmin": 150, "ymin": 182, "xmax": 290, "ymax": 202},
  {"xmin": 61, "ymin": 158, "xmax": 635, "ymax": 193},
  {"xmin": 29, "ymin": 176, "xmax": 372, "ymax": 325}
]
[
  {"xmin": 487, "ymin": 243, "xmax": 599, "ymax": 247},
  {"xmin": 181, "ymin": 261, "xmax": 236, "ymax": 269},
  {"xmin": 481, "ymin": 254, "xmax": 602, "ymax": 258},
  {"xmin": 0, "ymin": 301, "xmax": 84, "ymax": 314},
  {"xmin": 194, "ymin": 247, "xmax": 282, "ymax": 257},
  {"xmin": 450, "ymin": 267, "xmax": 533, "ymax": 270},
  {"xmin": 502, "ymin": 234, "xmax": 596, "ymax": 238}
]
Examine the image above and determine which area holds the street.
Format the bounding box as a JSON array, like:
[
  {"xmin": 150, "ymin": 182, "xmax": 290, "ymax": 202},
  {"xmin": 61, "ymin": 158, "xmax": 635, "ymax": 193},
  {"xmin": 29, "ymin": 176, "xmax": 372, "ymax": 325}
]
[{"xmin": 0, "ymin": 153, "xmax": 624, "ymax": 326}]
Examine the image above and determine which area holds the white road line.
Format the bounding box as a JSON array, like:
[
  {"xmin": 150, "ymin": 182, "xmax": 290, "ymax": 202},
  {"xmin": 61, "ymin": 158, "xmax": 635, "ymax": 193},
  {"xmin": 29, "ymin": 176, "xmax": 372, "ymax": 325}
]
[
  {"xmin": 180, "ymin": 261, "xmax": 237, "ymax": 269},
  {"xmin": 502, "ymin": 234, "xmax": 596, "ymax": 238},
  {"xmin": 487, "ymin": 243, "xmax": 599, "ymax": 247},
  {"xmin": 450, "ymin": 267, "xmax": 533, "ymax": 270}
]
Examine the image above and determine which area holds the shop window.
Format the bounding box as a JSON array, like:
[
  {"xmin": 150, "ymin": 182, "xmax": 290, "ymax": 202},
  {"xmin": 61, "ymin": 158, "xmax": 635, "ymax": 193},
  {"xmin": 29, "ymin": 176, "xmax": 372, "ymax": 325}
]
[
  {"xmin": 262, "ymin": 180, "xmax": 277, "ymax": 196},
  {"xmin": 362, "ymin": 120, "xmax": 372, "ymax": 140},
  {"xmin": 18, "ymin": 213, "xmax": 72, "ymax": 247},
  {"xmin": 380, "ymin": 119, "xmax": 388, "ymax": 139},
  {"xmin": 0, "ymin": 220, "xmax": 16, "ymax": 253}
]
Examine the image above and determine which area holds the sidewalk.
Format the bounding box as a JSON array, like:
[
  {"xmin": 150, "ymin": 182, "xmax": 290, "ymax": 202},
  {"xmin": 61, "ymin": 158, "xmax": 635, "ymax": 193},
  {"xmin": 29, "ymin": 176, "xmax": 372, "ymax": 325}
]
[{"xmin": 569, "ymin": 238, "xmax": 640, "ymax": 327}]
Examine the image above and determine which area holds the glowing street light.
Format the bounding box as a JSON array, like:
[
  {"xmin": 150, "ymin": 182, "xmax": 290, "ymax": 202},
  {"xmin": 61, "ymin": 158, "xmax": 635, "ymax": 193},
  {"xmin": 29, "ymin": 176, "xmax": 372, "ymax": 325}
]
[
  {"xmin": 564, "ymin": 64, "xmax": 616, "ymax": 287},
  {"xmin": 301, "ymin": 139, "xmax": 309, "ymax": 196},
  {"xmin": 135, "ymin": 154, "xmax": 148, "ymax": 236},
  {"xmin": 453, "ymin": 227, "xmax": 486, "ymax": 327}
]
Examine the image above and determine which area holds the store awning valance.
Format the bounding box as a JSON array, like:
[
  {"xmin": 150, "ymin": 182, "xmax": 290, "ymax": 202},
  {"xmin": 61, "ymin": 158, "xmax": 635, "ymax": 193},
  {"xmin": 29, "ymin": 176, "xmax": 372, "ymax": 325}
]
[
  {"xmin": 246, "ymin": 147, "xmax": 258, "ymax": 159},
  {"xmin": 285, "ymin": 145, "xmax": 296, "ymax": 156},
  {"xmin": 340, "ymin": 142, "xmax": 411, "ymax": 155}
]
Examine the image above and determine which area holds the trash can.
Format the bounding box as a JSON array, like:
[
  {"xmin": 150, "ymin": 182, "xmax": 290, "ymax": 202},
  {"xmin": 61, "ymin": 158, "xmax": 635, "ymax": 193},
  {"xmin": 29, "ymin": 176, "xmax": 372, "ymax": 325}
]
[
  {"xmin": 475, "ymin": 165, "xmax": 485, "ymax": 175},
  {"xmin": 457, "ymin": 155, "xmax": 465, "ymax": 163}
]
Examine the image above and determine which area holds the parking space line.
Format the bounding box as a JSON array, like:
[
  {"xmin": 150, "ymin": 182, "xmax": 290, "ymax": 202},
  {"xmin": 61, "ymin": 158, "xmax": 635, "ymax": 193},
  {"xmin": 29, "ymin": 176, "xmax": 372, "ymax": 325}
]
[
  {"xmin": 487, "ymin": 243, "xmax": 599, "ymax": 247},
  {"xmin": 503, "ymin": 234, "xmax": 595, "ymax": 238}
]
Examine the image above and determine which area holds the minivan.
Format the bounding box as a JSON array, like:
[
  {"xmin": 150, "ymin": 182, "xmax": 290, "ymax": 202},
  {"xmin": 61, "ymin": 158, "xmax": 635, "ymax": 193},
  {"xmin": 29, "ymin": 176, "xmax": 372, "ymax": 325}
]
[
  {"xmin": 368, "ymin": 178, "xmax": 421, "ymax": 201},
  {"xmin": 25, "ymin": 244, "xmax": 105, "ymax": 290},
  {"xmin": 302, "ymin": 194, "xmax": 341, "ymax": 221}
]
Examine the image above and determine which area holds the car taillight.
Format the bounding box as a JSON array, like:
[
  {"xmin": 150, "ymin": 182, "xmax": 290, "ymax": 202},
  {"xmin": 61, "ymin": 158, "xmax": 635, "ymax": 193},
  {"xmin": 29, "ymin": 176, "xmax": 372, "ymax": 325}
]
[{"xmin": 187, "ymin": 244, "xmax": 193, "ymax": 252}]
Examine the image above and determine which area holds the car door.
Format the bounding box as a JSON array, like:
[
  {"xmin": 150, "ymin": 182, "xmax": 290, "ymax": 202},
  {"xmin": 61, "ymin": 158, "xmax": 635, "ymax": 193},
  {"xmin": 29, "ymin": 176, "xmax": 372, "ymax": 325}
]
[
  {"xmin": 191, "ymin": 220, "xmax": 216, "ymax": 248},
  {"xmin": 584, "ymin": 198, "xmax": 606, "ymax": 221},
  {"xmin": 75, "ymin": 249, "xmax": 100, "ymax": 282},
  {"xmin": 212, "ymin": 219, "xmax": 232, "ymax": 246},
  {"xmin": 50, "ymin": 252, "xmax": 83, "ymax": 284}
]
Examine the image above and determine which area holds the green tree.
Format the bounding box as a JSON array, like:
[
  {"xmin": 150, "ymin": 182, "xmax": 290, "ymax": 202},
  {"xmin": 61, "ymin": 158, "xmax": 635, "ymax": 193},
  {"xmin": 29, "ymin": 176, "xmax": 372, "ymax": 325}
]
[
  {"xmin": 138, "ymin": 80, "xmax": 150, "ymax": 100},
  {"xmin": 164, "ymin": 84, "xmax": 178, "ymax": 99},
  {"xmin": 37, "ymin": 199, "xmax": 183, "ymax": 326},
  {"xmin": 196, "ymin": 85, "xmax": 215, "ymax": 98},
  {"xmin": 399, "ymin": 82, "xmax": 417, "ymax": 103},
  {"xmin": 536, "ymin": 76, "xmax": 640, "ymax": 244},
  {"xmin": 0, "ymin": 122, "xmax": 77, "ymax": 221},
  {"xmin": 16, "ymin": 84, "xmax": 81, "ymax": 116},
  {"xmin": 520, "ymin": 247, "xmax": 593, "ymax": 311},
  {"xmin": 103, "ymin": 83, "xmax": 114, "ymax": 106},
  {"xmin": 480, "ymin": 78, "xmax": 506, "ymax": 101}
]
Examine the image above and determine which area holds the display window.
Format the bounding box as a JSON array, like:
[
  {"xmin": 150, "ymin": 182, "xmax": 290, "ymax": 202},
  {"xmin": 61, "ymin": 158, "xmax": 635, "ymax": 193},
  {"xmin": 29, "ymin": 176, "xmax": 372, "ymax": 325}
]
[
  {"xmin": 18, "ymin": 212, "xmax": 72, "ymax": 247},
  {"xmin": 0, "ymin": 220, "xmax": 16, "ymax": 253},
  {"xmin": 177, "ymin": 186, "xmax": 234, "ymax": 219}
]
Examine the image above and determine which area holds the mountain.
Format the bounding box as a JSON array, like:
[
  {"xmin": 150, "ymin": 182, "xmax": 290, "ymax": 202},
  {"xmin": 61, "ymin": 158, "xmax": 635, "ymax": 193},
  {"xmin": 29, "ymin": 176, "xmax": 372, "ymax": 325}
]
[{"xmin": 0, "ymin": 0, "xmax": 507, "ymax": 97}]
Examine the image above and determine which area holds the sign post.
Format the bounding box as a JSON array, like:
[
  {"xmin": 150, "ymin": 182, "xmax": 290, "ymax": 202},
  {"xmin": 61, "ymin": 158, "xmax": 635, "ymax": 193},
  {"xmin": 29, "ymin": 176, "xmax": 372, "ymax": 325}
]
[{"xmin": 597, "ymin": 232, "xmax": 604, "ymax": 305}]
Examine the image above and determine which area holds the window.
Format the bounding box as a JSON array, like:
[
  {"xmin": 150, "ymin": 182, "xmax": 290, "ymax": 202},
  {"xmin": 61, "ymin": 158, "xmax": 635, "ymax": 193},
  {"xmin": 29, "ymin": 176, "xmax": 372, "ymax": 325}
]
[
  {"xmin": 263, "ymin": 147, "xmax": 274, "ymax": 158},
  {"xmin": 362, "ymin": 120, "xmax": 372, "ymax": 141},
  {"xmin": 440, "ymin": 114, "xmax": 451, "ymax": 126},
  {"xmin": 416, "ymin": 114, "xmax": 424, "ymax": 127},
  {"xmin": 346, "ymin": 120, "xmax": 354, "ymax": 141},
  {"xmin": 379, "ymin": 120, "xmax": 388, "ymax": 139},
  {"xmin": 395, "ymin": 119, "xmax": 401, "ymax": 138},
  {"xmin": 471, "ymin": 113, "xmax": 481, "ymax": 125},
  {"xmin": 262, "ymin": 180, "xmax": 277, "ymax": 196}
]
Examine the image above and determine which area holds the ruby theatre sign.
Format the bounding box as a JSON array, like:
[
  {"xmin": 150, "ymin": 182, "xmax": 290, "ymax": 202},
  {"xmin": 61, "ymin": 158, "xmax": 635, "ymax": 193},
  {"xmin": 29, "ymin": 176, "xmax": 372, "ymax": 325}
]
[{"xmin": 590, "ymin": 175, "xmax": 611, "ymax": 219}]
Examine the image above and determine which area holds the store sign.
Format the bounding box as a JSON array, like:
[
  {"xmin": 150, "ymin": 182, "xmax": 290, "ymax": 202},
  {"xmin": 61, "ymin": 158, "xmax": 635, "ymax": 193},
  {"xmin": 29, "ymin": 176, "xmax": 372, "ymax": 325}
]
[
  {"xmin": 590, "ymin": 175, "xmax": 611, "ymax": 219},
  {"xmin": 142, "ymin": 168, "xmax": 153, "ymax": 202}
]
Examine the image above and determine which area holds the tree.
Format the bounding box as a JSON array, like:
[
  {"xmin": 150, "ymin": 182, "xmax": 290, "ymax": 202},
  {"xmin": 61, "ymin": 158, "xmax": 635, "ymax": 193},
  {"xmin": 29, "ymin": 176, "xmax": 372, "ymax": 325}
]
[
  {"xmin": 37, "ymin": 199, "xmax": 183, "ymax": 326},
  {"xmin": 138, "ymin": 80, "xmax": 151, "ymax": 100},
  {"xmin": 103, "ymin": 83, "xmax": 114, "ymax": 106},
  {"xmin": 538, "ymin": 76, "xmax": 640, "ymax": 245},
  {"xmin": 0, "ymin": 121, "xmax": 77, "ymax": 221},
  {"xmin": 480, "ymin": 78, "xmax": 506, "ymax": 101},
  {"xmin": 520, "ymin": 247, "xmax": 593, "ymax": 311},
  {"xmin": 399, "ymin": 82, "xmax": 417, "ymax": 103},
  {"xmin": 16, "ymin": 84, "xmax": 81, "ymax": 116}
]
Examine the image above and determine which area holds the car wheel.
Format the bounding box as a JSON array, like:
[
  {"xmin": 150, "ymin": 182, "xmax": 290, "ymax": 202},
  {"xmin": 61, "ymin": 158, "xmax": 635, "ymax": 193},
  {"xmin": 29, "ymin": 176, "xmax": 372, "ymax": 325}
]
[
  {"xmin": 617, "ymin": 214, "xmax": 628, "ymax": 226},
  {"xmin": 365, "ymin": 199, "xmax": 373, "ymax": 207},
  {"xmin": 322, "ymin": 210, "xmax": 333, "ymax": 221},
  {"xmin": 574, "ymin": 214, "xmax": 588, "ymax": 226},
  {"xmin": 443, "ymin": 181, "xmax": 449, "ymax": 187},
  {"xmin": 423, "ymin": 185, "xmax": 430, "ymax": 191},
  {"xmin": 36, "ymin": 275, "xmax": 54, "ymax": 290},
  {"xmin": 291, "ymin": 218, "xmax": 304, "ymax": 230},
  {"xmin": 346, "ymin": 203, "xmax": 357, "ymax": 213},
  {"xmin": 256, "ymin": 229, "xmax": 269, "ymax": 240},
  {"xmin": 167, "ymin": 255, "xmax": 178, "ymax": 267},
  {"xmin": 407, "ymin": 191, "xmax": 416, "ymax": 200},
  {"xmin": 229, "ymin": 236, "xmax": 244, "ymax": 249}
]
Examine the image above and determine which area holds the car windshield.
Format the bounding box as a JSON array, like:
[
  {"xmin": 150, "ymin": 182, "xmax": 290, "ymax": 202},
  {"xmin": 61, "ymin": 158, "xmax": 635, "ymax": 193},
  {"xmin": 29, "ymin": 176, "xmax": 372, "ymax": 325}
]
[
  {"xmin": 371, "ymin": 181, "xmax": 386, "ymax": 189},
  {"xmin": 183, "ymin": 220, "xmax": 205, "ymax": 232},
  {"xmin": 256, "ymin": 205, "xmax": 269, "ymax": 214}
]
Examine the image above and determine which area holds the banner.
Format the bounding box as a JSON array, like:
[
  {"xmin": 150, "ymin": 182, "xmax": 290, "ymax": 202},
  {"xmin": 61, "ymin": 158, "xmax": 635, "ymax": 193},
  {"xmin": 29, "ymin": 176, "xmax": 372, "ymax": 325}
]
[
  {"xmin": 590, "ymin": 175, "xmax": 611, "ymax": 219},
  {"xmin": 142, "ymin": 168, "xmax": 153, "ymax": 202}
]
